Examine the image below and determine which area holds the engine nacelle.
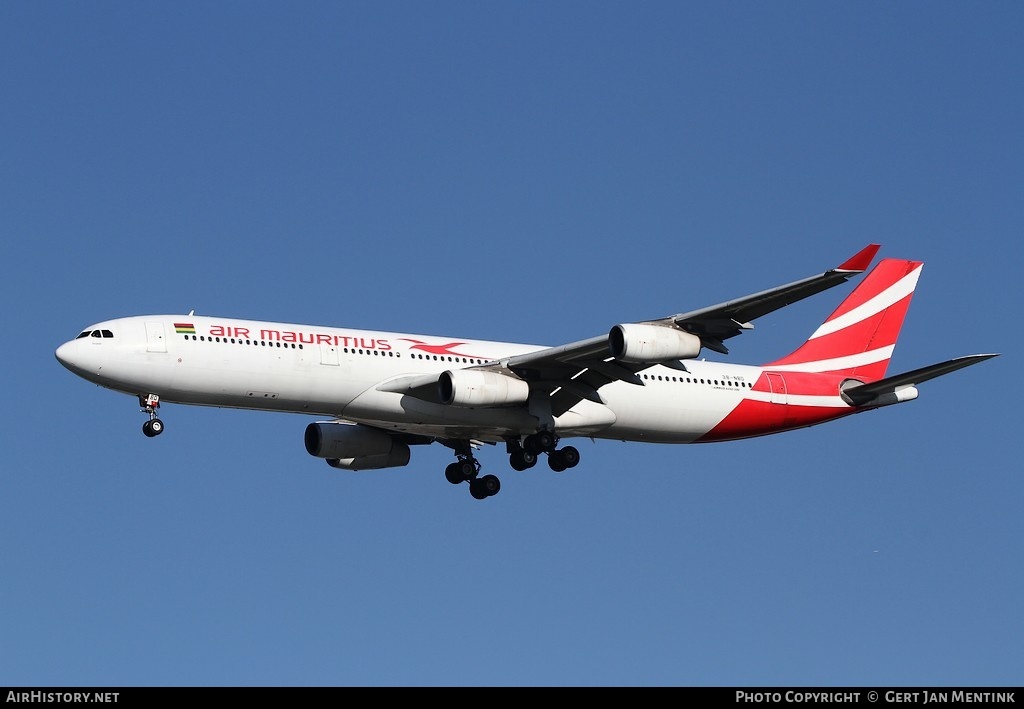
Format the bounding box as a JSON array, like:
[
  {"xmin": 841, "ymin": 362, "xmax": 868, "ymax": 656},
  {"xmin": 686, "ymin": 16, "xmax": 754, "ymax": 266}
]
[
  {"xmin": 325, "ymin": 449, "xmax": 411, "ymax": 471},
  {"xmin": 609, "ymin": 323, "xmax": 702, "ymax": 363},
  {"xmin": 438, "ymin": 369, "xmax": 530, "ymax": 407},
  {"xmin": 304, "ymin": 421, "xmax": 410, "ymax": 470}
]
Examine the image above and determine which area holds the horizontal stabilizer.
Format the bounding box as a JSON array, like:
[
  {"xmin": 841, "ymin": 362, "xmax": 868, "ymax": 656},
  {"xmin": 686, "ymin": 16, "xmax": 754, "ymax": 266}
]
[{"xmin": 842, "ymin": 354, "xmax": 999, "ymax": 406}]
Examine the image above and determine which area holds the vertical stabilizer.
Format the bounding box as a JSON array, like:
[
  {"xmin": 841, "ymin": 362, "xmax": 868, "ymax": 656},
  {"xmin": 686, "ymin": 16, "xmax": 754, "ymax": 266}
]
[{"xmin": 763, "ymin": 258, "xmax": 923, "ymax": 381}]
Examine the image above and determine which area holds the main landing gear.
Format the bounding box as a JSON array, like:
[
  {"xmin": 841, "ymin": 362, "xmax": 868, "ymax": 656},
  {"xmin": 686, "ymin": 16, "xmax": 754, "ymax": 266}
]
[
  {"xmin": 139, "ymin": 393, "xmax": 164, "ymax": 437},
  {"xmin": 445, "ymin": 446, "xmax": 501, "ymax": 501},
  {"xmin": 509, "ymin": 431, "xmax": 580, "ymax": 473},
  {"xmin": 445, "ymin": 431, "xmax": 581, "ymax": 501}
]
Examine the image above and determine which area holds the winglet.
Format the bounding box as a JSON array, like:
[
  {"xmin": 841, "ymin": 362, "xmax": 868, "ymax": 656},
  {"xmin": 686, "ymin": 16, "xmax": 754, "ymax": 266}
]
[{"xmin": 836, "ymin": 243, "xmax": 881, "ymax": 273}]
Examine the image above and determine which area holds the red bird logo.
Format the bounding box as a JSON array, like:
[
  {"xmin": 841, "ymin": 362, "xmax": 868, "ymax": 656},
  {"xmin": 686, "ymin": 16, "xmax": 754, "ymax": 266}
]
[{"xmin": 398, "ymin": 338, "xmax": 485, "ymax": 359}]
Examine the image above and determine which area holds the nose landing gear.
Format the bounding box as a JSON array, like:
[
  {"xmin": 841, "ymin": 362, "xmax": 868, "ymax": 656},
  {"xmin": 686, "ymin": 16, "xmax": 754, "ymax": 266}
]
[{"xmin": 139, "ymin": 394, "xmax": 164, "ymax": 437}]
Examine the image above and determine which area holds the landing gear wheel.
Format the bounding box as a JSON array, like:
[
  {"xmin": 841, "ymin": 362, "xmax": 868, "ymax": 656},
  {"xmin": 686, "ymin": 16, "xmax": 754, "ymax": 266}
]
[
  {"xmin": 458, "ymin": 459, "xmax": 478, "ymax": 481},
  {"xmin": 509, "ymin": 449, "xmax": 538, "ymax": 471},
  {"xmin": 446, "ymin": 456, "xmax": 479, "ymax": 485},
  {"xmin": 480, "ymin": 474, "xmax": 500, "ymax": 496},
  {"xmin": 547, "ymin": 446, "xmax": 579, "ymax": 472},
  {"xmin": 139, "ymin": 394, "xmax": 163, "ymax": 437},
  {"xmin": 469, "ymin": 479, "xmax": 489, "ymax": 499},
  {"xmin": 470, "ymin": 474, "xmax": 501, "ymax": 499},
  {"xmin": 559, "ymin": 445, "xmax": 580, "ymax": 468},
  {"xmin": 525, "ymin": 431, "xmax": 557, "ymax": 454},
  {"xmin": 445, "ymin": 462, "xmax": 464, "ymax": 485},
  {"xmin": 548, "ymin": 452, "xmax": 567, "ymax": 472}
]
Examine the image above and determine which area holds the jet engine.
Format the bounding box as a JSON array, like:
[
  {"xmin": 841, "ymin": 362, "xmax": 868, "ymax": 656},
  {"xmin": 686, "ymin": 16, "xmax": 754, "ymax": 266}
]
[
  {"xmin": 609, "ymin": 323, "xmax": 702, "ymax": 363},
  {"xmin": 304, "ymin": 421, "xmax": 410, "ymax": 471},
  {"xmin": 438, "ymin": 369, "xmax": 530, "ymax": 407}
]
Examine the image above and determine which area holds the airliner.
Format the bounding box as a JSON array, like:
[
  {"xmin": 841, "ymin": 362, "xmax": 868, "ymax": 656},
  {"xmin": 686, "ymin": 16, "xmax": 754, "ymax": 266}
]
[{"xmin": 55, "ymin": 244, "xmax": 997, "ymax": 500}]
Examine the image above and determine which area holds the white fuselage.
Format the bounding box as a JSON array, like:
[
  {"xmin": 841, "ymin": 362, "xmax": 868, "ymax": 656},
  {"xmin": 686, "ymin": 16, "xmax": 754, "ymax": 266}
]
[{"xmin": 56, "ymin": 315, "xmax": 828, "ymax": 444}]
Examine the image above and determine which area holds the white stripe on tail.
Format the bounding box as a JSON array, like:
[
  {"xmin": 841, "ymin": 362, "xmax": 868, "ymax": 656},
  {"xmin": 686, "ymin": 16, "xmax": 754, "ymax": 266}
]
[{"xmin": 763, "ymin": 258, "xmax": 924, "ymax": 381}]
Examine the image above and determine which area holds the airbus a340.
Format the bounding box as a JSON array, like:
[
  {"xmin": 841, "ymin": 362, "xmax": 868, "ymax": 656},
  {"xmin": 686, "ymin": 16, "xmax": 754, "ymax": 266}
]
[{"xmin": 55, "ymin": 245, "xmax": 997, "ymax": 500}]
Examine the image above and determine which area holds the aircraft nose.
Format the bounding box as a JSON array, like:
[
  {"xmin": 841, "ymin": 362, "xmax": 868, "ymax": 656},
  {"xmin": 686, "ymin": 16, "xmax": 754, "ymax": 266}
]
[{"xmin": 55, "ymin": 340, "xmax": 82, "ymax": 372}]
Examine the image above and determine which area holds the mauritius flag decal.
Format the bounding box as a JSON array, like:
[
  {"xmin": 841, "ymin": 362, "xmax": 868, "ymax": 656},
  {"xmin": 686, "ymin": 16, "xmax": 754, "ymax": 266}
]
[{"xmin": 175, "ymin": 323, "xmax": 196, "ymax": 334}]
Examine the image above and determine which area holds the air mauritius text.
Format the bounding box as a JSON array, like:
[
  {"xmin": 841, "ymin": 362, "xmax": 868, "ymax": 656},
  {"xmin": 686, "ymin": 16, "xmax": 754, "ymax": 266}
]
[
  {"xmin": 6, "ymin": 693, "xmax": 119, "ymax": 703},
  {"xmin": 209, "ymin": 325, "xmax": 391, "ymax": 350}
]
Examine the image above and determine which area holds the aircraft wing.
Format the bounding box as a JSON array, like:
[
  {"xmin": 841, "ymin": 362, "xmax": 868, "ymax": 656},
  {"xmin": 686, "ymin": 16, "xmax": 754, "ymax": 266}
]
[
  {"xmin": 494, "ymin": 243, "xmax": 881, "ymax": 415},
  {"xmin": 651, "ymin": 243, "xmax": 880, "ymax": 354}
]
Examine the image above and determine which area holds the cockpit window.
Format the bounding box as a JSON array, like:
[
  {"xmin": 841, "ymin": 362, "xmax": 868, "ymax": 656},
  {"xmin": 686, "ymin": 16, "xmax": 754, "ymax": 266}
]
[
  {"xmin": 101, "ymin": 330, "xmax": 113, "ymax": 338},
  {"xmin": 91, "ymin": 330, "xmax": 102, "ymax": 338},
  {"xmin": 77, "ymin": 331, "xmax": 92, "ymax": 339}
]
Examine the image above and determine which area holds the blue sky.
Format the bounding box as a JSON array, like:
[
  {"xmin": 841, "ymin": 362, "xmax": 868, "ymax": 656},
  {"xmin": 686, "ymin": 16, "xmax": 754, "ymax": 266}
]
[{"xmin": 2, "ymin": 1, "xmax": 1020, "ymax": 687}]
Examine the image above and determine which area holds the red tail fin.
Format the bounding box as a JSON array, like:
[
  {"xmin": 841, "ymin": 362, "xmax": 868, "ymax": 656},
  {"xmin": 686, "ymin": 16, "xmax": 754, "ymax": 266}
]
[{"xmin": 763, "ymin": 258, "xmax": 923, "ymax": 381}]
